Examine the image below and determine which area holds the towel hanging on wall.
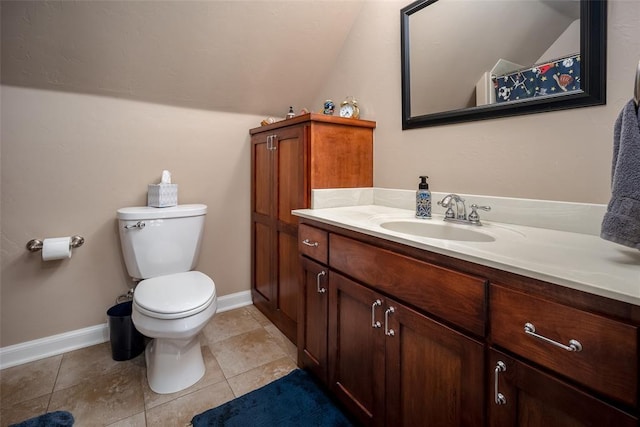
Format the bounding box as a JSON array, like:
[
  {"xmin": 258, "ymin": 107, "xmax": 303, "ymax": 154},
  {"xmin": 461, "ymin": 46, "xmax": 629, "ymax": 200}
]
[
  {"xmin": 600, "ymin": 97, "xmax": 640, "ymax": 249},
  {"xmin": 635, "ymin": 60, "xmax": 640, "ymax": 111}
]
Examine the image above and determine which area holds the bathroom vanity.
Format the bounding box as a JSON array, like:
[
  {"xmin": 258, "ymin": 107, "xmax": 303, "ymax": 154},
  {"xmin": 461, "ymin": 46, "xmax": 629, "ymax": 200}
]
[
  {"xmin": 250, "ymin": 114, "xmax": 375, "ymax": 343},
  {"xmin": 294, "ymin": 191, "xmax": 639, "ymax": 426}
]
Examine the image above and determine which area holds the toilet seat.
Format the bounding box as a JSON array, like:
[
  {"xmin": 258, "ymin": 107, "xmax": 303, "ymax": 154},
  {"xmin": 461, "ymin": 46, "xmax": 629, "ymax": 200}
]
[{"xmin": 133, "ymin": 271, "xmax": 215, "ymax": 320}]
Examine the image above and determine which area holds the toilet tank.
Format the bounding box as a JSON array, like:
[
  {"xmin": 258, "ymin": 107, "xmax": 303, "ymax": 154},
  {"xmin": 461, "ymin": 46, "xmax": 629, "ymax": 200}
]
[{"xmin": 116, "ymin": 204, "xmax": 207, "ymax": 280}]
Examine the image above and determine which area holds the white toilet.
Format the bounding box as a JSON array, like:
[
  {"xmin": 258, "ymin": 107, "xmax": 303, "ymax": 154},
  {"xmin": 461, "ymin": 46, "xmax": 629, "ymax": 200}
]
[{"xmin": 116, "ymin": 204, "xmax": 216, "ymax": 394}]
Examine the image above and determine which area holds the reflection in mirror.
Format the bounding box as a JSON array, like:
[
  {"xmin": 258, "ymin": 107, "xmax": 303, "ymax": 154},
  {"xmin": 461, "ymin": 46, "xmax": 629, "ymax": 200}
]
[{"xmin": 401, "ymin": 0, "xmax": 607, "ymax": 129}]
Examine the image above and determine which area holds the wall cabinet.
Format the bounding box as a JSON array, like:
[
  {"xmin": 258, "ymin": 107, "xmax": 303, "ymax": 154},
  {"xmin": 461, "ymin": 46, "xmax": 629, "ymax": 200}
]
[
  {"xmin": 251, "ymin": 114, "xmax": 374, "ymax": 343},
  {"xmin": 296, "ymin": 218, "xmax": 640, "ymax": 426}
]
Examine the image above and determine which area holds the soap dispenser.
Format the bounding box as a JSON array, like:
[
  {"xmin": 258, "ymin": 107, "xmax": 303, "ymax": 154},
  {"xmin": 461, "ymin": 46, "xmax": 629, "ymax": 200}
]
[{"xmin": 416, "ymin": 176, "xmax": 431, "ymax": 219}]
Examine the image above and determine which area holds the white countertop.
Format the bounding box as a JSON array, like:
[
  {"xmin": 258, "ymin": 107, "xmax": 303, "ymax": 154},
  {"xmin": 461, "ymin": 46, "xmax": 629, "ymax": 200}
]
[{"xmin": 293, "ymin": 191, "xmax": 640, "ymax": 306}]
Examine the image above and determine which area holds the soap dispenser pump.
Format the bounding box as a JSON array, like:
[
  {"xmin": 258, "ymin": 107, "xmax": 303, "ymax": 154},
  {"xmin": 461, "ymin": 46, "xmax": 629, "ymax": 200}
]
[{"xmin": 416, "ymin": 175, "xmax": 431, "ymax": 219}]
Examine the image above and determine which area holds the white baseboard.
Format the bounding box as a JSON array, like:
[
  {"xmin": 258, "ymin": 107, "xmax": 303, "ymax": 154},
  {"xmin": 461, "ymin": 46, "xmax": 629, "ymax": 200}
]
[{"xmin": 0, "ymin": 290, "xmax": 253, "ymax": 370}]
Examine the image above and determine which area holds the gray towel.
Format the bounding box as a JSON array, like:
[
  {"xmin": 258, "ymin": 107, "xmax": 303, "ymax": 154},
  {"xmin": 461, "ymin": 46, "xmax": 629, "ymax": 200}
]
[{"xmin": 601, "ymin": 100, "xmax": 640, "ymax": 249}]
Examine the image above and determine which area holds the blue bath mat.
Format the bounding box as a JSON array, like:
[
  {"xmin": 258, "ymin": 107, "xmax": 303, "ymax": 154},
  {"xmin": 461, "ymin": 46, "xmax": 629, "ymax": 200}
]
[
  {"xmin": 191, "ymin": 369, "xmax": 353, "ymax": 427},
  {"xmin": 9, "ymin": 411, "xmax": 74, "ymax": 427}
]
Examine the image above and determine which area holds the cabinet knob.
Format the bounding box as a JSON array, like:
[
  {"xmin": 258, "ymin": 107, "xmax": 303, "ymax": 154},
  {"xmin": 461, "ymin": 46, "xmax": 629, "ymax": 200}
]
[
  {"xmin": 371, "ymin": 300, "xmax": 382, "ymax": 328},
  {"xmin": 494, "ymin": 360, "xmax": 507, "ymax": 405},
  {"xmin": 524, "ymin": 322, "xmax": 583, "ymax": 352},
  {"xmin": 302, "ymin": 239, "xmax": 319, "ymax": 248},
  {"xmin": 266, "ymin": 134, "xmax": 278, "ymax": 151},
  {"xmin": 384, "ymin": 307, "xmax": 395, "ymax": 336},
  {"xmin": 316, "ymin": 270, "xmax": 327, "ymax": 294}
]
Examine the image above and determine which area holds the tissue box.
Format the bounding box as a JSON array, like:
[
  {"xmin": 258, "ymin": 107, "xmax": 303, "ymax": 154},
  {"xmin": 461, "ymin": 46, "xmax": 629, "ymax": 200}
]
[{"xmin": 147, "ymin": 184, "xmax": 178, "ymax": 207}]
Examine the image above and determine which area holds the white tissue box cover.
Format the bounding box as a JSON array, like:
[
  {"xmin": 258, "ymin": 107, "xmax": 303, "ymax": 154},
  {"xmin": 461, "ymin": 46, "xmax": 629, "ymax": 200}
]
[{"xmin": 148, "ymin": 184, "xmax": 178, "ymax": 207}]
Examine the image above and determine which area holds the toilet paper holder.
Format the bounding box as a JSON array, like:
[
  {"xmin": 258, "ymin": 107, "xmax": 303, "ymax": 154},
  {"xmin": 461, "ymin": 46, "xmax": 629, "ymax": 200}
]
[{"xmin": 26, "ymin": 235, "xmax": 85, "ymax": 252}]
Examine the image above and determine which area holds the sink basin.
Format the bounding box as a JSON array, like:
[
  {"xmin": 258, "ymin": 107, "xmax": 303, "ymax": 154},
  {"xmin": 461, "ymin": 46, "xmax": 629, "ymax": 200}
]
[{"xmin": 380, "ymin": 220, "xmax": 496, "ymax": 242}]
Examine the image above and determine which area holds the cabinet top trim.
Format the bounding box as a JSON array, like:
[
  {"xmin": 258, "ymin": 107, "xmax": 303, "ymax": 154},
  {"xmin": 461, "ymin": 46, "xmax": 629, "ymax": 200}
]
[{"xmin": 250, "ymin": 113, "xmax": 376, "ymax": 134}]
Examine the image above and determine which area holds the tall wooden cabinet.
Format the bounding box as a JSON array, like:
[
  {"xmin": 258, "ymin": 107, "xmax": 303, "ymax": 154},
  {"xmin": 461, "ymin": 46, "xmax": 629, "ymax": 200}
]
[{"xmin": 250, "ymin": 113, "xmax": 375, "ymax": 343}]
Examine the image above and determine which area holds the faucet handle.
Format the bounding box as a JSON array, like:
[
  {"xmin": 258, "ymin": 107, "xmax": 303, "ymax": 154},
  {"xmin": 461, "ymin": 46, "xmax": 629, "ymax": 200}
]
[{"xmin": 468, "ymin": 204, "xmax": 491, "ymax": 224}]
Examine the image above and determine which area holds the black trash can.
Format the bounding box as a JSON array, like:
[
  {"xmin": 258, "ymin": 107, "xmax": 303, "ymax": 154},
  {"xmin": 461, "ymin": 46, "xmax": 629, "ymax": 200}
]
[{"xmin": 107, "ymin": 301, "xmax": 145, "ymax": 361}]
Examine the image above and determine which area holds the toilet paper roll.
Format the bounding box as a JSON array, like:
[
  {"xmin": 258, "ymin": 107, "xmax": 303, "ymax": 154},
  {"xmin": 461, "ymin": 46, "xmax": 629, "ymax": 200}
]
[{"xmin": 42, "ymin": 237, "xmax": 72, "ymax": 261}]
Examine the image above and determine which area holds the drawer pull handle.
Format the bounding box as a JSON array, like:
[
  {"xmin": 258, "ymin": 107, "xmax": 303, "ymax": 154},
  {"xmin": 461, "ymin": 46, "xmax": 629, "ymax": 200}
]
[
  {"xmin": 524, "ymin": 323, "xmax": 583, "ymax": 352},
  {"xmin": 494, "ymin": 361, "xmax": 507, "ymax": 405},
  {"xmin": 316, "ymin": 271, "xmax": 327, "ymax": 294},
  {"xmin": 371, "ymin": 300, "xmax": 382, "ymax": 328},
  {"xmin": 385, "ymin": 307, "xmax": 395, "ymax": 337},
  {"xmin": 302, "ymin": 239, "xmax": 319, "ymax": 248}
]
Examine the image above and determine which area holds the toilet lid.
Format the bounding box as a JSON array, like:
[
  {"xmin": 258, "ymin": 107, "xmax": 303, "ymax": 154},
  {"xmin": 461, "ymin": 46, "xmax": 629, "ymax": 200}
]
[{"xmin": 134, "ymin": 271, "xmax": 215, "ymax": 319}]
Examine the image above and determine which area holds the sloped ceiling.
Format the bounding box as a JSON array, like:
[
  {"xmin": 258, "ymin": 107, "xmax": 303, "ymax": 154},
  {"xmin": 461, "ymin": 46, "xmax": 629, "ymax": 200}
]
[{"xmin": 1, "ymin": 1, "xmax": 365, "ymax": 116}]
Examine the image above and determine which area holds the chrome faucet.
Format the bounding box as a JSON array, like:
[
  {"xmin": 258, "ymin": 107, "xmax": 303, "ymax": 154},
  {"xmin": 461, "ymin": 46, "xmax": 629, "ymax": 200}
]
[
  {"xmin": 438, "ymin": 194, "xmax": 467, "ymax": 220},
  {"xmin": 437, "ymin": 194, "xmax": 491, "ymax": 225}
]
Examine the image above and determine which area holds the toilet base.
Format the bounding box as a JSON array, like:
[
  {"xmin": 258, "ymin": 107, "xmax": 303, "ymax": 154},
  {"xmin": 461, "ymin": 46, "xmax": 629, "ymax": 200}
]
[{"xmin": 145, "ymin": 336, "xmax": 205, "ymax": 394}]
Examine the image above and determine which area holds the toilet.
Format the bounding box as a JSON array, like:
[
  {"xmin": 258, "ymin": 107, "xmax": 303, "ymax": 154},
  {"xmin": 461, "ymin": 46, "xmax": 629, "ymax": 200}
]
[{"xmin": 116, "ymin": 204, "xmax": 216, "ymax": 394}]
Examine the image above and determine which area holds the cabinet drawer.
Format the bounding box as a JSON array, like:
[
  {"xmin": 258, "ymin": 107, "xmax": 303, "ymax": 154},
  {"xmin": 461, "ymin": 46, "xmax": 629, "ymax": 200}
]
[
  {"xmin": 490, "ymin": 284, "xmax": 638, "ymax": 406},
  {"xmin": 329, "ymin": 234, "xmax": 487, "ymax": 336},
  {"xmin": 298, "ymin": 224, "xmax": 328, "ymax": 264}
]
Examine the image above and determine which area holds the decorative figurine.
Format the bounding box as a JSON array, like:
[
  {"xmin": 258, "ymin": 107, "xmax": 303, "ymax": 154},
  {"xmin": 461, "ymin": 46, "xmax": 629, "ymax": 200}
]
[
  {"xmin": 286, "ymin": 106, "xmax": 295, "ymax": 119},
  {"xmin": 323, "ymin": 100, "xmax": 335, "ymax": 115}
]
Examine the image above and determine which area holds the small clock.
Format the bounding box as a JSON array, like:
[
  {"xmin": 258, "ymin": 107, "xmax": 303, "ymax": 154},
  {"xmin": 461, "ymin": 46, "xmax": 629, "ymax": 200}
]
[{"xmin": 339, "ymin": 96, "xmax": 360, "ymax": 119}]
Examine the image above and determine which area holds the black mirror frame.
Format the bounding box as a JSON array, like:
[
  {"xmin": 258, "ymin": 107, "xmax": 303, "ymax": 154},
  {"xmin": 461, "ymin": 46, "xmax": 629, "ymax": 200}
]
[{"xmin": 401, "ymin": 0, "xmax": 607, "ymax": 129}]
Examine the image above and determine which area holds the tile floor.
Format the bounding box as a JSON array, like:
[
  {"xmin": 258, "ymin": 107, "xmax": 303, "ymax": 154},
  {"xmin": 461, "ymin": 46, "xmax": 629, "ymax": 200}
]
[{"xmin": 0, "ymin": 305, "xmax": 298, "ymax": 427}]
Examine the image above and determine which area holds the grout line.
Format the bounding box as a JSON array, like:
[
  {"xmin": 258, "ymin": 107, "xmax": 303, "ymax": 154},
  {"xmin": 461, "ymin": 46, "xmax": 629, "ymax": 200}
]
[{"xmin": 45, "ymin": 354, "xmax": 64, "ymax": 413}]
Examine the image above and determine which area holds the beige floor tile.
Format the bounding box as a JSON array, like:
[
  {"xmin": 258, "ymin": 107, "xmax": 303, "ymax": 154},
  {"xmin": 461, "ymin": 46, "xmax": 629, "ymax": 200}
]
[
  {"xmin": 227, "ymin": 356, "xmax": 297, "ymax": 398},
  {"xmin": 210, "ymin": 328, "xmax": 287, "ymax": 379},
  {"xmin": 0, "ymin": 394, "xmax": 50, "ymax": 427},
  {"xmin": 142, "ymin": 345, "xmax": 226, "ymax": 410},
  {"xmin": 105, "ymin": 411, "xmax": 146, "ymax": 427},
  {"xmin": 0, "ymin": 355, "xmax": 61, "ymax": 408},
  {"xmin": 0, "ymin": 306, "xmax": 293, "ymax": 426},
  {"xmin": 48, "ymin": 363, "xmax": 145, "ymax": 427},
  {"xmin": 145, "ymin": 381, "xmax": 235, "ymax": 427},
  {"xmin": 54, "ymin": 342, "xmax": 143, "ymax": 391},
  {"xmin": 244, "ymin": 304, "xmax": 272, "ymax": 326},
  {"xmin": 264, "ymin": 323, "xmax": 298, "ymax": 362},
  {"xmin": 201, "ymin": 307, "xmax": 262, "ymax": 344}
]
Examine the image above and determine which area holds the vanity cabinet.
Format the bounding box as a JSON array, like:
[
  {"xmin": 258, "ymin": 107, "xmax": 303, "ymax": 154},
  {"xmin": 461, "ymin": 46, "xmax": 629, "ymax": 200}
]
[
  {"xmin": 490, "ymin": 284, "xmax": 638, "ymax": 407},
  {"xmin": 297, "ymin": 225, "xmax": 486, "ymax": 426},
  {"xmin": 329, "ymin": 271, "xmax": 485, "ymax": 427},
  {"xmin": 251, "ymin": 114, "xmax": 374, "ymax": 343},
  {"xmin": 296, "ymin": 217, "xmax": 640, "ymax": 426},
  {"xmin": 298, "ymin": 223, "xmax": 329, "ymax": 383},
  {"xmin": 488, "ymin": 349, "xmax": 637, "ymax": 427},
  {"xmin": 489, "ymin": 284, "xmax": 638, "ymax": 426}
]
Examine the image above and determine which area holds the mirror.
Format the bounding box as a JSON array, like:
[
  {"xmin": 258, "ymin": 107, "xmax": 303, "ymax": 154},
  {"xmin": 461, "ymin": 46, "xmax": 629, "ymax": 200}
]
[{"xmin": 401, "ymin": 0, "xmax": 607, "ymax": 129}]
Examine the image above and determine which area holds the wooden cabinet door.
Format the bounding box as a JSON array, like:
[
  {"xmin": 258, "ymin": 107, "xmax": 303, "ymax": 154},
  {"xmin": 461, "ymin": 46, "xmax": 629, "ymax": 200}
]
[
  {"xmin": 275, "ymin": 126, "xmax": 306, "ymax": 226},
  {"xmin": 298, "ymin": 257, "xmax": 329, "ymax": 383},
  {"xmin": 488, "ymin": 349, "xmax": 637, "ymax": 427},
  {"xmin": 329, "ymin": 271, "xmax": 386, "ymax": 427},
  {"xmin": 385, "ymin": 301, "xmax": 485, "ymax": 427},
  {"xmin": 251, "ymin": 132, "xmax": 275, "ymax": 312},
  {"xmin": 251, "ymin": 126, "xmax": 306, "ymax": 344},
  {"xmin": 273, "ymin": 126, "xmax": 305, "ymax": 342}
]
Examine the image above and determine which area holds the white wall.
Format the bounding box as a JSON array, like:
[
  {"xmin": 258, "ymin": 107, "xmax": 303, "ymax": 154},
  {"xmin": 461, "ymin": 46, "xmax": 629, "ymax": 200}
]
[
  {"xmin": 2, "ymin": 0, "xmax": 639, "ymax": 349},
  {"xmin": 314, "ymin": 0, "xmax": 640, "ymax": 204},
  {"xmin": 1, "ymin": 86, "xmax": 261, "ymax": 346}
]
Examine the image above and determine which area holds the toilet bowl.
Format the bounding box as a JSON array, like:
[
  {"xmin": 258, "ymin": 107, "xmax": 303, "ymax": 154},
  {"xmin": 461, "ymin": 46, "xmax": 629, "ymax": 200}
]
[
  {"xmin": 132, "ymin": 271, "xmax": 216, "ymax": 394},
  {"xmin": 116, "ymin": 204, "xmax": 216, "ymax": 394}
]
